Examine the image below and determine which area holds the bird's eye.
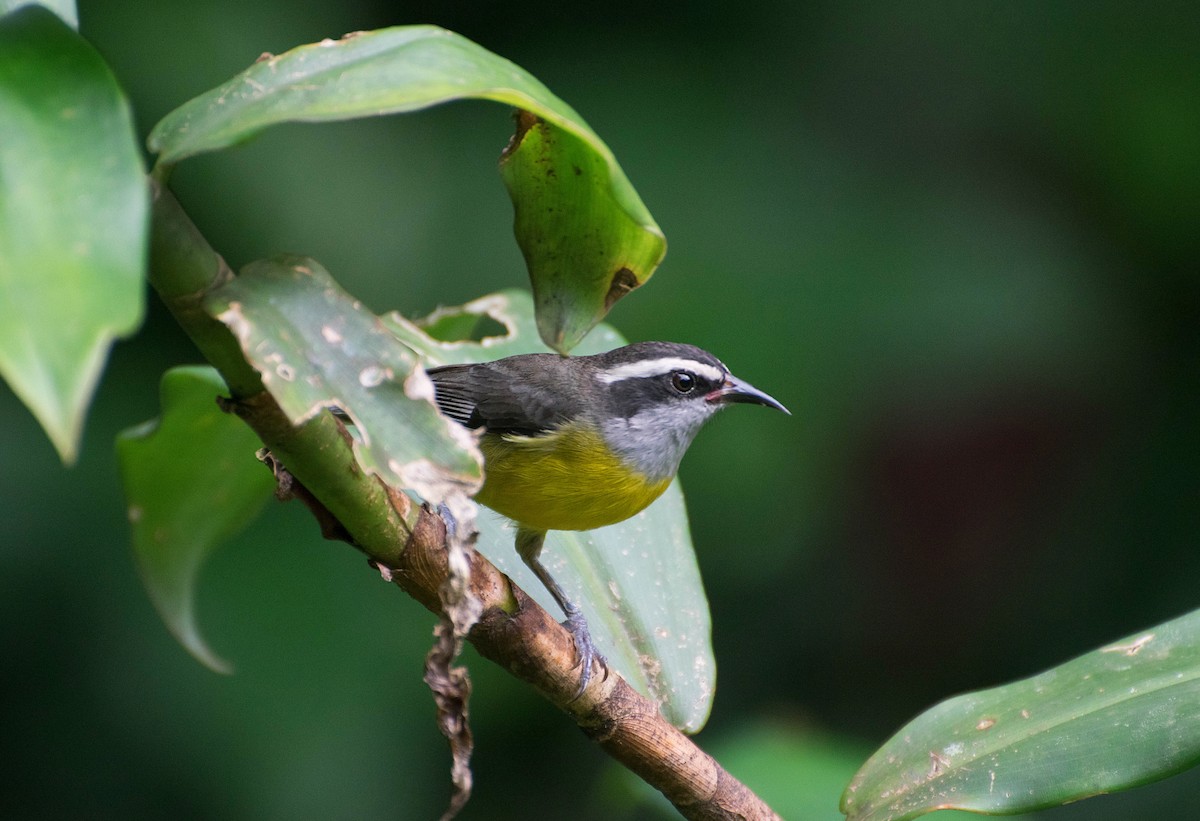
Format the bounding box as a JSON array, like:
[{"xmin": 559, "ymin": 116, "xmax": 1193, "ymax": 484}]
[{"xmin": 671, "ymin": 371, "xmax": 696, "ymax": 393}]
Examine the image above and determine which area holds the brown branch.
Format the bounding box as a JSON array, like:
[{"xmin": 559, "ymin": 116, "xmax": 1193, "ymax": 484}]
[
  {"xmin": 259, "ymin": 444, "xmax": 780, "ymax": 819},
  {"xmin": 149, "ymin": 180, "xmax": 782, "ymax": 821},
  {"xmin": 395, "ymin": 506, "xmax": 781, "ymax": 821}
]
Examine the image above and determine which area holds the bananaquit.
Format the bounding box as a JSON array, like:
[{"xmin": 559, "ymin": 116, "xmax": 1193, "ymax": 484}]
[{"xmin": 427, "ymin": 340, "xmax": 789, "ymax": 692}]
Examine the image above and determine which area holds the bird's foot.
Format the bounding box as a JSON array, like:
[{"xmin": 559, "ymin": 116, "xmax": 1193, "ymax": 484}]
[
  {"xmin": 562, "ymin": 607, "xmax": 606, "ymax": 699},
  {"xmin": 436, "ymin": 501, "xmax": 458, "ymax": 539}
]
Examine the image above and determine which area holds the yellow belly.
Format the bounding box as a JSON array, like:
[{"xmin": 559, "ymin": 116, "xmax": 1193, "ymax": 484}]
[{"xmin": 474, "ymin": 423, "xmax": 671, "ymax": 532}]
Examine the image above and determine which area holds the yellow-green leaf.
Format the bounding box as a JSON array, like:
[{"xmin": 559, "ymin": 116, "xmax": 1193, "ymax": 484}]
[{"xmin": 500, "ymin": 111, "xmax": 666, "ymax": 352}]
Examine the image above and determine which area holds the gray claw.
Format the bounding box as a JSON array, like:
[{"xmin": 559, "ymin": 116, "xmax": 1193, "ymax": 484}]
[{"xmin": 563, "ymin": 609, "xmax": 605, "ymax": 699}]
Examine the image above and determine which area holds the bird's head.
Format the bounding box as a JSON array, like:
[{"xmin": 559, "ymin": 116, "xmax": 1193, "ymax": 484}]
[{"xmin": 588, "ymin": 341, "xmax": 789, "ymax": 480}]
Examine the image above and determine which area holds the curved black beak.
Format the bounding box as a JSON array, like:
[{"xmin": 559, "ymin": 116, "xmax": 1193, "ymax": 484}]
[{"xmin": 709, "ymin": 375, "xmax": 790, "ymax": 415}]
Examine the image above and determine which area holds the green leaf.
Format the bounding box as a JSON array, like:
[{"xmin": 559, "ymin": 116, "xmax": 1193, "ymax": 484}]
[
  {"xmin": 147, "ymin": 25, "xmax": 664, "ymax": 354},
  {"xmin": 499, "ymin": 111, "xmax": 665, "ymax": 353},
  {"xmin": 0, "ymin": 5, "xmax": 145, "ymax": 462},
  {"xmin": 383, "ymin": 291, "xmax": 715, "ymax": 732},
  {"xmin": 204, "ymin": 255, "xmax": 483, "ymax": 502},
  {"xmin": 116, "ymin": 366, "xmax": 275, "ymax": 673},
  {"xmin": 842, "ymin": 609, "xmax": 1200, "ymax": 820}
]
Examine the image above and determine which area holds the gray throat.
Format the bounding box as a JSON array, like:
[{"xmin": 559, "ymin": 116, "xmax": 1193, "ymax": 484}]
[{"xmin": 599, "ymin": 404, "xmax": 717, "ymax": 481}]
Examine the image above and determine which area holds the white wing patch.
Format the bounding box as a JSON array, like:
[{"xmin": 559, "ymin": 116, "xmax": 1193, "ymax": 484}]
[{"xmin": 595, "ymin": 357, "xmax": 725, "ymax": 384}]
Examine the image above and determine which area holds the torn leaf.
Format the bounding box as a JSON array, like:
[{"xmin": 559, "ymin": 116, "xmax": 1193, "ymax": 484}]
[{"xmin": 205, "ymin": 255, "xmax": 483, "ymax": 504}]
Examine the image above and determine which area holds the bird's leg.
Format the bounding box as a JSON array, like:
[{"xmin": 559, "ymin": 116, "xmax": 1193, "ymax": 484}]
[{"xmin": 515, "ymin": 527, "xmax": 604, "ymax": 697}]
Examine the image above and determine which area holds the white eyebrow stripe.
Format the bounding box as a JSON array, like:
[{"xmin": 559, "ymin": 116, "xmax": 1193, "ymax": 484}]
[{"xmin": 596, "ymin": 357, "xmax": 725, "ymax": 384}]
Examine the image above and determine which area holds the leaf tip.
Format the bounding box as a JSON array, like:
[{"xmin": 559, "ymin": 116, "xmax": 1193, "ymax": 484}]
[
  {"xmin": 178, "ymin": 626, "xmax": 235, "ymax": 675},
  {"xmin": 0, "ymin": 351, "xmax": 104, "ymax": 466}
]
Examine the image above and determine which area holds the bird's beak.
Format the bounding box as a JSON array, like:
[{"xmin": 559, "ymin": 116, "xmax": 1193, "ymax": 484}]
[{"xmin": 709, "ymin": 375, "xmax": 790, "ymax": 414}]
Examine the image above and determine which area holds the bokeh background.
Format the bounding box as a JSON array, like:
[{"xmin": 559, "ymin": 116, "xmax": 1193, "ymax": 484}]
[{"xmin": 3, "ymin": 1, "xmax": 1198, "ymax": 818}]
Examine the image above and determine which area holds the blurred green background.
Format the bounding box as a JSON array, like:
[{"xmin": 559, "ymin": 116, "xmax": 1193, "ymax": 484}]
[{"xmin": 3, "ymin": 1, "xmax": 1198, "ymax": 818}]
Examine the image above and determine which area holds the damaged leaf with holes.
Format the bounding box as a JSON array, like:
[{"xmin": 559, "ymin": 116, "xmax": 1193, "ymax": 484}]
[
  {"xmin": 842, "ymin": 608, "xmax": 1200, "ymax": 821},
  {"xmin": 204, "ymin": 255, "xmax": 482, "ymax": 504},
  {"xmin": 383, "ymin": 290, "xmax": 715, "ymax": 733}
]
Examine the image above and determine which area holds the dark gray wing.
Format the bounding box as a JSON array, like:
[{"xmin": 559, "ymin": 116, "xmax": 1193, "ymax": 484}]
[
  {"xmin": 423, "ymin": 365, "xmax": 480, "ymax": 427},
  {"xmin": 427, "ymin": 355, "xmax": 581, "ymax": 436}
]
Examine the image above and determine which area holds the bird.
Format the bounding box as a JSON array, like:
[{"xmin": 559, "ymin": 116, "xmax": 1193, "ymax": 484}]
[{"xmin": 425, "ymin": 340, "xmax": 789, "ymax": 694}]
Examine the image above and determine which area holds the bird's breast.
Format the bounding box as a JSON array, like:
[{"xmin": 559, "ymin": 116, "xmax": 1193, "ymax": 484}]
[{"xmin": 473, "ymin": 422, "xmax": 672, "ymax": 532}]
